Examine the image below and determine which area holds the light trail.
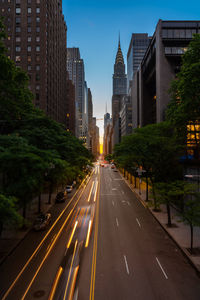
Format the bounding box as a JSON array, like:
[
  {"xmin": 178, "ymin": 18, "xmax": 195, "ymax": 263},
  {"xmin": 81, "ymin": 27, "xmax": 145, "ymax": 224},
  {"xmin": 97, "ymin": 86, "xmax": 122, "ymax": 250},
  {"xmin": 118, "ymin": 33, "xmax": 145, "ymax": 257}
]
[
  {"xmin": 1, "ymin": 175, "xmax": 89, "ymax": 300},
  {"xmin": 67, "ymin": 221, "xmax": 78, "ymax": 249},
  {"xmin": 123, "ymin": 255, "xmax": 130, "ymax": 275},
  {"xmin": 63, "ymin": 240, "xmax": 78, "ymax": 300},
  {"xmin": 88, "ymin": 181, "xmax": 95, "ymax": 202},
  {"xmin": 89, "ymin": 172, "xmax": 100, "ymax": 300},
  {"xmin": 85, "ymin": 220, "xmax": 92, "ymax": 248},
  {"xmin": 48, "ymin": 266, "xmax": 63, "ymax": 300}
]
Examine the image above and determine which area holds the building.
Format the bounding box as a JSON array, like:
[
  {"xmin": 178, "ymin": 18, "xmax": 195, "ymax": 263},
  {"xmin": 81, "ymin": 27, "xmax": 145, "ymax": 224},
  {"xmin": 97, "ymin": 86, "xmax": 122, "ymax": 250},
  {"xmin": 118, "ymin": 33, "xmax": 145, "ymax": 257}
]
[
  {"xmin": 66, "ymin": 77, "xmax": 75, "ymax": 135},
  {"xmin": 120, "ymin": 96, "xmax": 132, "ymax": 137},
  {"xmin": 127, "ymin": 33, "xmax": 150, "ymax": 93},
  {"xmin": 0, "ymin": 0, "xmax": 68, "ymax": 127},
  {"xmin": 103, "ymin": 112, "xmax": 111, "ymax": 155},
  {"xmin": 113, "ymin": 38, "xmax": 127, "ymax": 95},
  {"xmin": 132, "ymin": 20, "xmax": 200, "ymax": 129},
  {"xmin": 88, "ymin": 88, "xmax": 93, "ymax": 151},
  {"xmin": 67, "ymin": 47, "xmax": 88, "ymax": 141},
  {"xmin": 91, "ymin": 117, "xmax": 100, "ymax": 158},
  {"xmin": 111, "ymin": 38, "xmax": 127, "ymax": 149}
]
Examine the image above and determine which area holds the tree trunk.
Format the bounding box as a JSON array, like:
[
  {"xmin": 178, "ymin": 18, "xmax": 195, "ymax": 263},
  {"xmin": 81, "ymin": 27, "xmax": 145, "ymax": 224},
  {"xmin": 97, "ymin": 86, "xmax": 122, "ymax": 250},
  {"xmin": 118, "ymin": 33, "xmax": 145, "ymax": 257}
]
[
  {"xmin": 166, "ymin": 202, "xmax": 172, "ymax": 227},
  {"xmin": 190, "ymin": 224, "xmax": 194, "ymax": 254},
  {"xmin": 145, "ymin": 176, "xmax": 149, "ymax": 202},
  {"xmin": 38, "ymin": 193, "xmax": 41, "ymax": 213},
  {"xmin": 48, "ymin": 183, "xmax": 53, "ymax": 204},
  {"xmin": 151, "ymin": 179, "xmax": 158, "ymax": 210}
]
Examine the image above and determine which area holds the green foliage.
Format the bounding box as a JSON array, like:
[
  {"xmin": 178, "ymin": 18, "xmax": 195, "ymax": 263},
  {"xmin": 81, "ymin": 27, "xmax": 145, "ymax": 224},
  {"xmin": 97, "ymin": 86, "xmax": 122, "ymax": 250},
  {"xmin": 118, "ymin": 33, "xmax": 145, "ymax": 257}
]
[
  {"xmin": 0, "ymin": 194, "xmax": 22, "ymax": 236},
  {"xmin": 166, "ymin": 34, "xmax": 200, "ymax": 147},
  {"xmin": 0, "ymin": 19, "xmax": 92, "ymax": 229},
  {"xmin": 105, "ymin": 154, "xmax": 113, "ymax": 163}
]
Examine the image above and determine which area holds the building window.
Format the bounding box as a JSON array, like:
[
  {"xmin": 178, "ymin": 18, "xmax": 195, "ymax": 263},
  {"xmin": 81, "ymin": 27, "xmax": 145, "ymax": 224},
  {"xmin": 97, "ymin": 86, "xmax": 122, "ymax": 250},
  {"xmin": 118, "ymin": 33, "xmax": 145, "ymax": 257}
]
[
  {"xmin": 36, "ymin": 0, "xmax": 40, "ymax": 3},
  {"xmin": 27, "ymin": 7, "xmax": 31, "ymax": 14},
  {"xmin": 27, "ymin": 46, "xmax": 31, "ymax": 52},
  {"xmin": 8, "ymin": 36, "xmax": 11, "ymax": 40},
  {"xmin": 36, "ymin": 46, "xmax": 40, "ymax": 52},
  {"xmin": 16, "ymin": 27, "xmax": 21, "ymax": 33},
  {"xmin": 8, "ymin": 7, "xmax": 11, "ymax": 12},
  {"xmin": 28, "ymin": 65, "xmax": 31, "ymax": 71},
  {"xmin": 27, "ymin": 36, "xmax": 31, "ymax": 42},
  {"xmin": 36, "ymin": 74, "xmax": 40, "ymax": 81},
  {"xmin": 27, "ymin": 16, "xmax": 31, "ymax": 23},
  {"xmin": 36, "ymin": 36, "xmax": 40, "ymax": 42},
  {"xmin": 15, "ymin": 56, "xmax": 21, "ymax": 62},
  {"xmin": 36, "ymin": 85, "xmax": 40, "ymax": 90},
  {"xmin": 16, "ymin": 0, "xmax": 21, "ymax": 3},
  {"xmin": 36, "ymin": 27, "xmax": 40, "ymax": 32},
  {"xmin": 36, "ymin": 17, "xmax": 40, "ymax": 23},
  {"xmin": 16, "ymin": 17, "xmax": 21, "ymax": 24},
  {"xmin": 36, "ymin": 7, "xmax": 40, "ymax": 14},
  {"xmin": 27, "ymin": 56, "xmax": 31, "ymax": 62},
  {"xmin": 36, "ymin": 93, "xmax": 40, "ymax": 100},
  {"xmin": 36, "ymin": 55, "xmax": 40, "ymax": 62},
  {"xmin": 36, "ymin": 65, "xmax": 40, "ymax": 71},
  {"xmin": 16, "ymin": 46, "xmax": 21, "ymax": 52},
  {"xmin": 16, "ymin": 8, "xmax": 21, "ymax": 14},
  {"xmin": 16, "ymin": 37, "xmax": 21, "ymax": 42},
  {"xmin": 27, "ymin": 0, "xmax": 31, "ymax": 4}
]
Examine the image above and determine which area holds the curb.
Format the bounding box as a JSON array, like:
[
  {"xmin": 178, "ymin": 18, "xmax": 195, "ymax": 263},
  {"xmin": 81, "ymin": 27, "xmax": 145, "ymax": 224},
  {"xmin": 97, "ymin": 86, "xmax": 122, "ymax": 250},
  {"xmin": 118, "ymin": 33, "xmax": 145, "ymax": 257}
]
[{"xmin": 120, "ymin": 171, "xmax": 200, "ymax": 277}]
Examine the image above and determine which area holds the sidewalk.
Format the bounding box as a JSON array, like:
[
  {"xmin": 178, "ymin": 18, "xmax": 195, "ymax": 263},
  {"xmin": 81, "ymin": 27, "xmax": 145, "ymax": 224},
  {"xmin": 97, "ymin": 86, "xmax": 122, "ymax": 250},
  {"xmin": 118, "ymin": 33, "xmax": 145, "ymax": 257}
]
[
  {"xmin": 0, "ymin": 189, "xmax": 61, "ymax": 265},
  {"xmin": 121, "ymin": 172, "xmax": 200, "ymax": 274}
]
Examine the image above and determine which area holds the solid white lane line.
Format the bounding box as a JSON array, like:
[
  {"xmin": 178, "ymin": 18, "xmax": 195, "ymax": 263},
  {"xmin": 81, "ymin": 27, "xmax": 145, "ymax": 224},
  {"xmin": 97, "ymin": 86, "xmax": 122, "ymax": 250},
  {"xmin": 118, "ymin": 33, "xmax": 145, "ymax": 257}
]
[
  {"xmin": 156, "ymin": 257, "xmax": 168, "ymax": 279},
  {"xmin": 123, "ymin": 255, "xmax": 130, "ymax": 275},
  {"xmin": 116, "ymin": 218, "xmax": 119, "ymax": 227},
  {"xmin": 112, "ymin": 200, "xmax": 114, "ymax": 206},
  {"xmin": 136, "ymin": 218, "xmax": 141, "ymax": 228}
]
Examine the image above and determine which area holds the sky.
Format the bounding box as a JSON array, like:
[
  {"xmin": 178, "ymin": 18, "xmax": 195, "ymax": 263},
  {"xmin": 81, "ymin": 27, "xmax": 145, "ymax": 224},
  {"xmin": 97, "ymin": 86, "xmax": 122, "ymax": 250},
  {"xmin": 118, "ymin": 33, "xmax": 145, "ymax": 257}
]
[{"xmin": 62, "ymin": 0, "xmax": 200, "ymax": 137}]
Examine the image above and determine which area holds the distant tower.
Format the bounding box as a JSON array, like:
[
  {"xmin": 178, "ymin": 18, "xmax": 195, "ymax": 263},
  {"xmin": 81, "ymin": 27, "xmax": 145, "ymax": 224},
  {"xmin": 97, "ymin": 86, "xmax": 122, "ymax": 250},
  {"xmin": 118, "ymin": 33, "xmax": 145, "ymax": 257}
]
[{"xmin": 113, "ymin": 37, "xmax": 127, "ymax": 95}]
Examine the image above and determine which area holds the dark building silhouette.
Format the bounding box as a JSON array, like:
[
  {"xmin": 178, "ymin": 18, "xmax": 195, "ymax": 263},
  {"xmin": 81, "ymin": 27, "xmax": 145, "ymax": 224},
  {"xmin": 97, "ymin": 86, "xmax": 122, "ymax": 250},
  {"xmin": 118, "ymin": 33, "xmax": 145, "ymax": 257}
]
[
  {"xmin": 66, "ymin": 77, "xmax": 75, "ymax": 135},
  {"xmin": 127, "ymin": 33, "xmax": 150, "ymax": 92},
  {"xmin": 0, "ymin": 0, "xmax": 68, "ymax": 127}
]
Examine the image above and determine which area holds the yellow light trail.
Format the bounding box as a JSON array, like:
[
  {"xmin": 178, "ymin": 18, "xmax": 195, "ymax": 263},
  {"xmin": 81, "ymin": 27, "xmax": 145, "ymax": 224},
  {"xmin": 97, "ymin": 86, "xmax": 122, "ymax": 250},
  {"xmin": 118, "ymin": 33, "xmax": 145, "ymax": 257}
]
[
  {"xmin": 48, "ymin": 266, "xmax": 63, "ymax": 300},
  {"xmin": 2, "ymin": 175, "xmax": 89, "ymax": 300},
  {"xmin": 67, "ymin": 221, "xmax": 78, "ymax": 249},
  {"xmin": 68, "ymin": 266, "xmax": 79, "ymax": 300},
  {"xmin": 19, "ymin": 178, "xmax": 90, "ymax": 300},
  {"xmin": 88, "ymin": 181, "xmax": 94, "ymax": 202},
  {"xmin": 85, "ymin": 220, "xmax": 92, "ymax": 248},
  {"xmin": 94, "ymin": 181, "xmax": 99, "ymax": 202},
  {"xmin": 89, "ymin": 171, "xmax": 100, "ymax": 300},
  {"xmin": 63, "ymin": 240, "xmax": 78, "ymax": 300}
]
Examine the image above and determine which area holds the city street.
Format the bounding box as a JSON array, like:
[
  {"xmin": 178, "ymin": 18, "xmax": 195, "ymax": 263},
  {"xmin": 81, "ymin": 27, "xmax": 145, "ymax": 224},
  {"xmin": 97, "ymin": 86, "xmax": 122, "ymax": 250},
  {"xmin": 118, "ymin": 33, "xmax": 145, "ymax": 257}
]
[{"xmin": 0, "ymin": 164, "xmax": 200, "ymax": 300}]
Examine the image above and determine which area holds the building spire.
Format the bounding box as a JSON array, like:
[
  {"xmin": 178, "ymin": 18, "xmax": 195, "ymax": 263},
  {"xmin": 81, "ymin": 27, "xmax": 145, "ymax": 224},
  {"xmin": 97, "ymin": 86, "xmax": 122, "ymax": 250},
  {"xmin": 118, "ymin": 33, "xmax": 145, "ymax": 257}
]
[{"xmin": 115, "ymin": 33, "xmax": 124, "ymax": 65}]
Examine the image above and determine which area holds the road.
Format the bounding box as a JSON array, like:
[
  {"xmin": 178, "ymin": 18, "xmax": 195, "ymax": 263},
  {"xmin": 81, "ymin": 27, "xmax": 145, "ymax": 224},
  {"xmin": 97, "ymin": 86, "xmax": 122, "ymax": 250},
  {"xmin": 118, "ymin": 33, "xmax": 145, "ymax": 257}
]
[{"xmin": 0, "ymin": 163, "xmax": 200, "ymax": 300}]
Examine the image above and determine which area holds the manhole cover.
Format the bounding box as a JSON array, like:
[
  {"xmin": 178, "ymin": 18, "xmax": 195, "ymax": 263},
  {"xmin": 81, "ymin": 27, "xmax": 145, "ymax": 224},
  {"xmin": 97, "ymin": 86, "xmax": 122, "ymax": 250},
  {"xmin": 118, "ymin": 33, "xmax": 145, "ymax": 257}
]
[{"xmin": 33, "ymin": 290, "xmax": 45, "ymax": 298}]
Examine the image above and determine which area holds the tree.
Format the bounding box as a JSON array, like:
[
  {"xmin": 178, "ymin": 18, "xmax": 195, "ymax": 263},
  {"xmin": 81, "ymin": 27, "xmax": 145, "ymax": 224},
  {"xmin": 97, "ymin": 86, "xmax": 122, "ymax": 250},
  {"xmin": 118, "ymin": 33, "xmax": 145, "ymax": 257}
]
[
  {"xmin": 114, "ymin": 122, "xmax": 183, "ymax": 210},
  {"xmin": 179, "ymin": 192, "xmax": 200, "ymax": 254},
  {"xmin": 0, "ymin": 194, "xmax": 22, "ymax": 237},
  {"xmin": 166, "ymin": 34, "xmax": 200, "ymax": 158},
  {"xmin": 154, "ymin": 181, "xmax": 195, "ymax": 227}
]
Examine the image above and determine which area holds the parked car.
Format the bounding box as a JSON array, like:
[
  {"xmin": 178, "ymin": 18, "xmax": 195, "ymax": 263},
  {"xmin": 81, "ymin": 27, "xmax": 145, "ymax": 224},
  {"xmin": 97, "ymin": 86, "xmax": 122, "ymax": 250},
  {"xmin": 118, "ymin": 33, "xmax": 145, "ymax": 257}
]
[
  {"xmin": 66, "ymin": 185, "xmax": 73, "ymax": 193},
  {"xmin": 34, "ymin": 213, "xmax": 51, "ymax": 231},
  {"xmin": 111, "ymin": 164, "xmax": 115, "ymax": 169},
  {"xmin": 55, "ymin": 191, "xmax": 66, "ymax": 203}
]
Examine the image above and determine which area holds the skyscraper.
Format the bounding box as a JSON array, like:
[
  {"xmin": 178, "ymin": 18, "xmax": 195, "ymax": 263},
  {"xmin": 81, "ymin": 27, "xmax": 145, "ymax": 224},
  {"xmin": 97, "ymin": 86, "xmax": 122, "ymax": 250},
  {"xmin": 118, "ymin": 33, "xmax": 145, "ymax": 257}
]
[
  {"xmin": 0, "ymin": 0, "xmax": 68, "ymax": 127},
  {"xmin": 67, "ymin": 48, "xmax": 85, "ymax": 139},
  {"xmin": 113, "ymin": 39, "xmax": 127, "ymax": 95},
  {"xmin": 127, "ymin": 33, "xmax": 150, "ymax": 92}
]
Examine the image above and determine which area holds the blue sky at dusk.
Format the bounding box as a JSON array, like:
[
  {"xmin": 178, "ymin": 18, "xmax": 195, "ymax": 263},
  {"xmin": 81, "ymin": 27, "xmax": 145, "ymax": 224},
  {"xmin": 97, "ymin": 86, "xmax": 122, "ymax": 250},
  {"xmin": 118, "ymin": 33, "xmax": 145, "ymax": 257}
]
[{"xmin": 62, "ymin": 0, "xmax": 200, "ymax": 136}]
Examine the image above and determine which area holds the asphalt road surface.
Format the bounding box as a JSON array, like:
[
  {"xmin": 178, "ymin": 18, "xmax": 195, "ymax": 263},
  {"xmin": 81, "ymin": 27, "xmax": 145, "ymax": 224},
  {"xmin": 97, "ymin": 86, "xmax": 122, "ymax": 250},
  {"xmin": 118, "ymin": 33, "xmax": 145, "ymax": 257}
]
[{"xmin": 0, "ymin": 163, "xmax": 200, "ymax": 300}]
